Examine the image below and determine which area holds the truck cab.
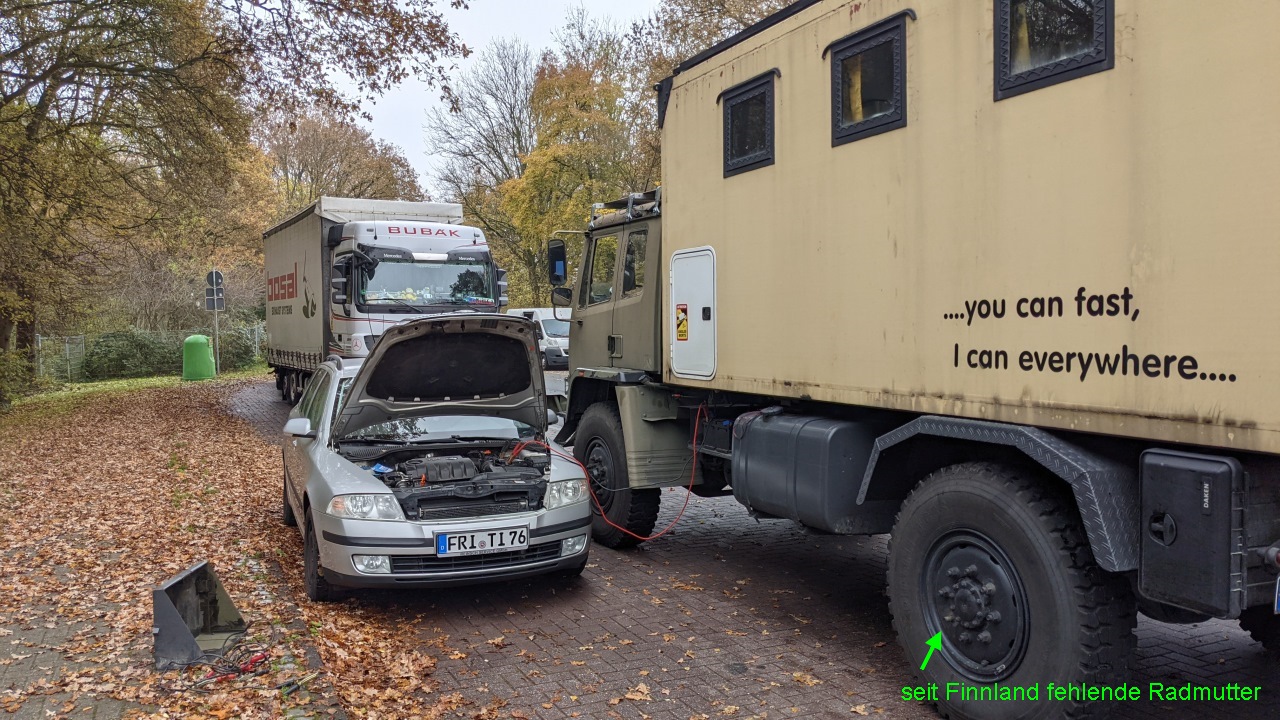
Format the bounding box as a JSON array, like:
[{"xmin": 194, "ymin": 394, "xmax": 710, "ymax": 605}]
[
  {"xmin": 552, "ymin": 191, "xmax": 662, "ymax": 376},
  {"xmin": 328, "ymin": 220, "xmax": 506, "ymax": 357}
]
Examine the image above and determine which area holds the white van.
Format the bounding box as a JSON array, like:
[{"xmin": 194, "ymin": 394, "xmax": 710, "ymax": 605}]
[{"xmin": 506, "ymin": 308, "xmax": 571, "ymax": 369}]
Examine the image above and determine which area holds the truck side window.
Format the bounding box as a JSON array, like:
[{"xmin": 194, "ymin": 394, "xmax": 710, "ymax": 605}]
[
  {"xmin": 622, "ymin": 230, "xmax": 647, "ymax": 296},
  {"xmin": 580, "ymin": 234, "xmax": 619, "ymax": 307},
  {"xmin": 828, "ymin": 13, "xmax": 907, "ymax": 146},
  {"xmin": 995, "ymin": 0, "xmax": 1113, "ymax": 100},
  {"xmin": 722, "ymin": 72, "xmax": 775, "ymax": 177}
]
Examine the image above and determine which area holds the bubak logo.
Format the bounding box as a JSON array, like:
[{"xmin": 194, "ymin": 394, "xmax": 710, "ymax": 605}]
[
  {"xmin": 387, "ymin": 226, "xmax": 461, "ymax": 237},
  {"xmin": 268, "ymin": 263, "xmax": 297, "ymax": 302}
]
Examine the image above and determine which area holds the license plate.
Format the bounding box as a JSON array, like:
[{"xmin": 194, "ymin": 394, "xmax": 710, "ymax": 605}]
[{"xmin": 437, "ymin": 527, "xmax": 528, "ymax": 557}]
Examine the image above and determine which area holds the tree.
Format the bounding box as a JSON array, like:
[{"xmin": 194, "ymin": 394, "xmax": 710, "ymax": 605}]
[
  {"xmin": 0, "ymin": 0, "xmax": 468, "ymax": 400},
  {"xmin": 427, "ymin": 11, "xmax": 661, "ymax": 308},
  {"xmin": 261, "ymin": 111, "xmax": 424, "ymax": 213}
]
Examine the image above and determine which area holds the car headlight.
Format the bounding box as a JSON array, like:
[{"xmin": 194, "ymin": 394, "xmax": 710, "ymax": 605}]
[
  {"xmin": 326, "ymin": 494, "xmax": 404, "ymax": 520},
  {"xmin": 545, "ymin": 477, "xmax": 588, "ymax": 510}
]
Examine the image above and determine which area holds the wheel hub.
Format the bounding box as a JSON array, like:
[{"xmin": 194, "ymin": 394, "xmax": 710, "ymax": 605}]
[
  {"xmin": 584, "ymin": 440, "xmax": 616, "ymax": 513},
  {"xmin": 924, "ymin": 532, "xmax": 1028, "ymax": 681}
]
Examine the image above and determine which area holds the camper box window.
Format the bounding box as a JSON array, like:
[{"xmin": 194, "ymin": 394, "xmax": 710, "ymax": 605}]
[
  {"xmin": 827, "ymin": 14, "xmax": 908, "ymax": 146},
  {"xmin": 995, "ymin": 0, "xmax": 1114, "ymax": 100},
  {"xmin": 721, "ymin": 72, "xmax": 776, "ymax": 177}
]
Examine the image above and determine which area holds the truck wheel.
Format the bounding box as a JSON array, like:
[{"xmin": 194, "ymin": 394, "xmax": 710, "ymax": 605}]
[
  {"xmin": 303, "ymin": 511, "xmax": 337, "ymax": 602},
  {"xmin": 1238, "ymin": 606, "xmax": 1280, "ymax": 654},
  {"xmin": 574, "ymin": 402, "xmax": 660, "ymax": 549},
  {"xmin": 888, "ymin": 462, "xmax": 1135, "ymax": 720}
]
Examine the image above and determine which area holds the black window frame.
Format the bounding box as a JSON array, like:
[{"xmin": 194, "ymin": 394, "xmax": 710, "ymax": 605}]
[
  {"xmin": 827, "ymin": 13, "xmax": 908, "ymax": 147},
  {"xmin": 994, "ymin": 0, "xmax": 1114, "ymax": 101},
  {"xmin": 721, "ymin": 71, "xmax": 777, "ymax": 177}
]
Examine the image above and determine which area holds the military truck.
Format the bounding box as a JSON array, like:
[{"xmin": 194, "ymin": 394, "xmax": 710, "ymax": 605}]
[{"xmin": 547, "ymin": 1, "xmax": 1280, "ymax": 718}]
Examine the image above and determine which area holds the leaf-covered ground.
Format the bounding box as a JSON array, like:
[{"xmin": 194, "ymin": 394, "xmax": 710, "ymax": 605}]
[{"xmin": 0, "ymin": 376, "xmax": 471, "ymax": 719}]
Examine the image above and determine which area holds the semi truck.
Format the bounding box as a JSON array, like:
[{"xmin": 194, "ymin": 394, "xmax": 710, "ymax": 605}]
[
  {"xmin": 546, "ymin": 1, "xmax": 1280, "ymax": 718},
  {"xmin": 264, "ymin": 197, "xmax": 506, "ymax": 403}
]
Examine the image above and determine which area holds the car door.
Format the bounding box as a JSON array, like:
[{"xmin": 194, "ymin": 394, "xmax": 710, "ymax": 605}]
[{"xmin": 285, "ymin": 370, "xmax": 332, "ymax": 512}]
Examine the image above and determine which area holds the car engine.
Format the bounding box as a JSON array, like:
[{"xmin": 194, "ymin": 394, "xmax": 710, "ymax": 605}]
[{"xmin": 345, "ymin": 440, "xmax": 551, "ymax": 521}]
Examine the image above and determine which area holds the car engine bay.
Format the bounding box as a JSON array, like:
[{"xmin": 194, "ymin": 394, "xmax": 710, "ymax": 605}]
[{"xmin": 340, "ymin": 440, "xmax": 551, "ymax": 521}]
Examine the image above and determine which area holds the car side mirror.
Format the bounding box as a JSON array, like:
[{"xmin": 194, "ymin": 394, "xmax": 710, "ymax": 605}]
[
  {"xmin": 283, "ymin": 417, "xmax": 315, "ymax": 438},
  {"xmin": 547, "ymin": 239, "xmax": 567, "ymax": 287},
  {"xmin": 551, "ymin": 287, "xmax": 572, "ymax": 308}
]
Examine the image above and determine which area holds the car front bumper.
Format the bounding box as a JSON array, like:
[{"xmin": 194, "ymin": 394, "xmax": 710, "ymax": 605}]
[
  {"xmin": 543, "ymin": 345, "xmax": 569, "ymax": 368},
  {"xmin": 312, "ymin": 504, "xmax": 591, "ymax": 589}
]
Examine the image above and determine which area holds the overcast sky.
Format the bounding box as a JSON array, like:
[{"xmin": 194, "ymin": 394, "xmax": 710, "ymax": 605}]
[{"xmin": 354, "ymin": 0, "xmax": 662, "ymax": 197}]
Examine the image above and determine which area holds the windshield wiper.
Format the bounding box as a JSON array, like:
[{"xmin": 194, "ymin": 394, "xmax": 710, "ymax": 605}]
[
  {"xmin": 368, "ymin": 295, "xmax": 423, "ymax": 312},
  {"xmin": 338, "ymin": 437, "xmax": 415, "ymax": 445}
]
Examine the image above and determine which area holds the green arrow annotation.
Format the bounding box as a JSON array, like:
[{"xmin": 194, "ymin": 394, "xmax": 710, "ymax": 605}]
[{"xmin": 920, "ymin": 632, "xmax": 943, "ymax": 671}]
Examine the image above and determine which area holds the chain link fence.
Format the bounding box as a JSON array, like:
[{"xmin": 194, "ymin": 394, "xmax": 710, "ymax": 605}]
[
  {"xmin": 33, "ymin": 323, "xmax": 265, "ymax": 383},
  {"xmin": 33, "ymin": 335, "xmax": 88, "ymax": 383}
]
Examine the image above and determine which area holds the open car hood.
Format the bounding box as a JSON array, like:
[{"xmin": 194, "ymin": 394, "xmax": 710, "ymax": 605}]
[{"xmin": 331, "ymin": 314, "xmax": 548, "ymax": 439}]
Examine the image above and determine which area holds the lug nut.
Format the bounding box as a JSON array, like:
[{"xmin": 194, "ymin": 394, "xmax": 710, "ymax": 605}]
[
  {"xmin": 965, "ymin": 565, "xmax": 978, "ymax": 577},
  {"xmin": 948, "ymin": 567, "xmax": 961, "ymax": 578},
  {"xmin": 978, "ymin": 631, "xmax": 992, "ymax": 644},
  {"xmin": 959, "ymin": 632, "xmax": 971, "ymax": 644},
  {"xmin": 983, "ymin": 582, "xmax": 997, "ymax": 595},
  {"xmin": 987, "ymin": 611, "xmax": 1002, "ymax": 624}
]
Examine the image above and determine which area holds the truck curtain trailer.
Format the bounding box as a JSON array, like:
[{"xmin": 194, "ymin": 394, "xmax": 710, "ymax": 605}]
[
  {"xmin": 264, "ymin": 197, "xmax": 507, "ymax": 403},
  {"xmin": 548, "ymin": 1, "xmax": 1280, "ymax": 718}
]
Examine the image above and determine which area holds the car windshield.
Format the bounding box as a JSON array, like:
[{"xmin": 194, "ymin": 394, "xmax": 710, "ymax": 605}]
[
  {"xmin": 341, "ymin": 415, "xmax": 535, "ymax": 442},
  {"xmin": 360, "ymin": 258, "xmax": 494, "ymax": 306},
  {"xmin": 542, "ymin": 319, "xmax": 570, "ymax": 338}
]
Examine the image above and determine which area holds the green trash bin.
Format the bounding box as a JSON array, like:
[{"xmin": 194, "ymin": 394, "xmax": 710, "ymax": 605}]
[{"xmin": 182, "ymin": 335, "xmax": 215, "ymax": 381}]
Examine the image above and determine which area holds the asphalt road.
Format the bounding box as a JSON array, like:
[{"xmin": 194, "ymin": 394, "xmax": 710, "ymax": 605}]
[{"xmin": 231, "ymin": 377, "xmax": 1279, "ymax": 719}]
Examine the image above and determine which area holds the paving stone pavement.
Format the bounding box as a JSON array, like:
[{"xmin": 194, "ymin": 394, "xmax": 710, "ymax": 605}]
[{"xmin": 228, "ymin": 377, "xmax": 1279, "ymax": 719}]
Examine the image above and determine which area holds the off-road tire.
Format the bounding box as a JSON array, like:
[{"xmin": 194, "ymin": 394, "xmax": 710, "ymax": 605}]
[
  {"xmin": 887, "ymin": 462, "xmax": 1135, "ymax": 720},
  {"xmin": 303, "ymin": 511, "xmax": 337, "ymax": 602},
  {"xmin": 282, "ymin": 465, "xmax": 297, "ymax": 527},
  {"xmin": 575, "ymin": 402, "xmax": 660, "ymax": 549},
  {"xmin": 1238, "ymin": 606, "xmax": 1280, "ymax": 655}
]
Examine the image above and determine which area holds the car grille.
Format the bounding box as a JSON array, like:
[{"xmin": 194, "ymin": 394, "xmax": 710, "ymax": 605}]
[
  {"xmin": 416, "ymin": 501, "xmax": 529, "ymax": 521},
  {"xmin": 390, "ymin": 541, "xmax": 563, "ymax": 574}
]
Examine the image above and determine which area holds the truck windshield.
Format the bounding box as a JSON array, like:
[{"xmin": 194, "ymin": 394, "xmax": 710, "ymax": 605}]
[
  {"xmin": 542, "ymin": 319, "xmax": 570, "ymax": 338},
  {"xmin": 360, "ymin": 259, "xmax": 493, "ymax": 307}
]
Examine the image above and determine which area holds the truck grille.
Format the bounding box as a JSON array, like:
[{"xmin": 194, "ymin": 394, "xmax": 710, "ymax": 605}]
[
  {"xmin": 390, "ymin": 541, "xmax": 562, "ymax": 574},
  {"xmin": 415, "ymin": 501, "xmax": 528, "ymax": 521}
]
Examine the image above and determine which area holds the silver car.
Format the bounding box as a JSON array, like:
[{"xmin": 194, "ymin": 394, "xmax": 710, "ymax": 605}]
[{"xmin": 281, "ymin": 314, "xmax": 592, "ymax": 601}]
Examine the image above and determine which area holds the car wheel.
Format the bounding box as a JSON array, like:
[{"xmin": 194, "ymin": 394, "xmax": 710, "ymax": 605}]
[
  {"xmin": 540, "ymin": 352, "xmax": 548, "ymax": 370},
  {"xmin": 574, "ymin": 402, "xmax": 660, "ymax": 549},
  {"xmin": 1239, "ymin": 606, "xmax": 1280, "ymax": 655},
  {"xmin": 281, "ymin": 465, "xmax": 297, "ymax": 527},
  {"xmin": 887, "ymin": 462, "xmax": 1135, "ymax": 720},
  {"xmin": 303, "ymin": 510, "xmax": 337, "ymax": 602}
]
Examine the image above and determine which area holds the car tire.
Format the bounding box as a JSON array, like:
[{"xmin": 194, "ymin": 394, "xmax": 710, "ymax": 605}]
[
  {"xmin": 574, "ymin": 402, "xmax": 660, "ymax": 549},
  {"xmin": 282, "ymin": 466, "xmax": 297, "ymax": 527},
  {"xmin": 541, "ymin": 352, "xmax": 548, "ymax": 370},
  {"xmin": 887, "ymin": 462, "xmax": 1135, "ymax": 720},
  {"xmin": 1238, "ymin": 606, "xmax": 1280, "ymax": 655},
  {"xmin": 303, "ymin": 510, "xmax": 337, "ymax": 602}
]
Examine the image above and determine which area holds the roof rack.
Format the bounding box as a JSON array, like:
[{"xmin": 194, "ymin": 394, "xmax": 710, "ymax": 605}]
[{"xmin": 589, "ymin": 188, "xmax": 661, "ymax": 229}]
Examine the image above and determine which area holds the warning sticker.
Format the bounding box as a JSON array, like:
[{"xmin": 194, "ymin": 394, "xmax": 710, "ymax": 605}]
[{"xmin": 676, "ymin": 304, "xmax": 689, "ymax": 341}]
